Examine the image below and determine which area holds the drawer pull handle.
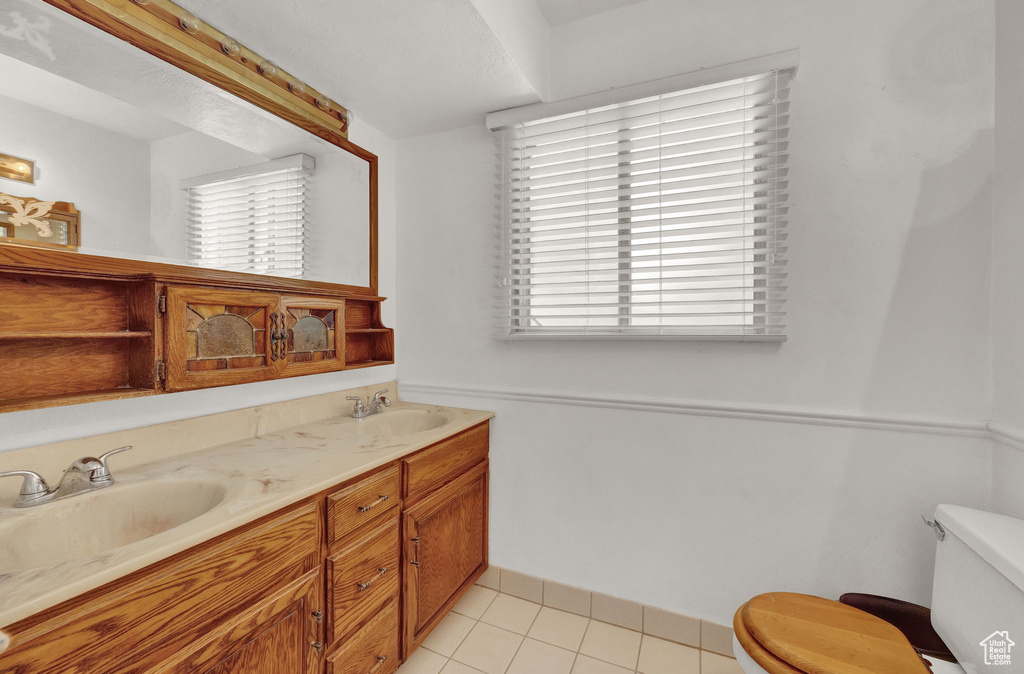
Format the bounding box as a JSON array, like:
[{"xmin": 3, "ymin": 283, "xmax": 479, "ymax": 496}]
[
  {"xmin": 358, "ymin": 494, "xmax": 390, "ymax": 513},
  {"xmin": 357, "ymin": 567, "xmax": 389, "ymax": 591},
  {"xmin": 311, "ymin": 640, "xmax": 324, "ymax": 653},
  {"xmin": 367, "ymin": 654, "xmax": 388, "ymax": 673}
]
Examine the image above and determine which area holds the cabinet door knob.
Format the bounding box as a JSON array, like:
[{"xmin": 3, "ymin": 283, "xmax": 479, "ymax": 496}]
[{"xmin": 368, "ymin": 654, "xmax": 388, "ymax": 672}]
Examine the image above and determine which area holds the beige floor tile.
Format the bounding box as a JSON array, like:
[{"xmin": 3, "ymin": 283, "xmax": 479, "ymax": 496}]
[
  {"xmin": 592, "ymin": 593, "xmax": 643, "ymax": 631},
  {"xmin": 636, "ymin": 635, "xmax": 700, "ymax": 674},
  {"xmin": 528, "ymin": 607, "xmax": 591, "ymax": 651},
  {"xmin": 701, "ymin": 650, "xmax": 745, "ymax": 674},
  {"xmin": 397, "ymin": 646, "xmax": 448, "ymax": 674},
  {"xmin": 571, "ymin": 654, "xmax": 635, "ymax": 674},
  {"xmin": 477, "ymin": 565, "xmax": 501, "ymax": 591},
  {"xmin": 579, "ymin": 620, "xmax": 642, "ymax": 670},
  {"xmin": 451, "ymin": 622, "xmax": 524, "ymax": 674},
  {"xmin": 422, "ymin": 611, "xmax": 477, "ymax": 657},
  {"xmin": 480, "ymin": 593, "xmax": 542, "ymax": 635},
  {"xmin": 506, "ymin": 638, "xmax": 577, "ymax": 674},
  {"xmin": 453, "ymin": 585, "xmax": 499, "ymax": 620},
  {"xmin": 440, "ymin": 661, "xmax": 486, "ymax": 674}
]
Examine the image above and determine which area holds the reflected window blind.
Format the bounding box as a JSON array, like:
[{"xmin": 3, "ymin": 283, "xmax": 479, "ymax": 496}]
[
  {"xmin": 184, "ymin": 154, "xmax": 313, "ymax": 278},
  {"xmin": 494, "ymin": 68, "xmax": 791, "ymax": 339}
]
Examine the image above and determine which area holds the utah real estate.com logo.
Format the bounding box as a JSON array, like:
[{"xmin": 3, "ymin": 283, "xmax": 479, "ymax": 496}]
[{"xmin": 981, "ymin": 631, "xmax": 1015, "ymax": 666}]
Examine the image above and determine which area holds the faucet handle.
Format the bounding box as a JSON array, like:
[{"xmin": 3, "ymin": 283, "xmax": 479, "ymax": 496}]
[
  {"xmin": 93, "ymin": 445, "xmax": 132, "ymax": 483},
  {"xmin": 0, "ymin": 470, "xmax": 50, "ymax": 498},
  {"xmin": 373, "ymin": 388, "xmax": 389, "ymax": 400}
]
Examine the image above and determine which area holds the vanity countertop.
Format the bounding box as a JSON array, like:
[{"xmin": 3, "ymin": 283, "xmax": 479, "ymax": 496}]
[{"xmin": 0, "ymin": 395, "xmax": 492, "ymax": 632}]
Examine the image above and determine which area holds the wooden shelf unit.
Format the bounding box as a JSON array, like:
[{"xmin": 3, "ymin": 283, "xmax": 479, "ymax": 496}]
[
  {"xmin": 344, "ymin": 299, "xmax": 394, "ymax": 368},
  {"xmin": 0, "ymin": 253, "xmax": 393, "ymax": 411},
  {"xmin": 0, "ymin": 271, "xmax": 159, "ymax": 407}
]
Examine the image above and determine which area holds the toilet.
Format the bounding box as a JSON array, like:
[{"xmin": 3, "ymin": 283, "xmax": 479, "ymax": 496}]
[{"xmin": 732, "ymin": 504, "xmax": 1024, "ymax": 673}]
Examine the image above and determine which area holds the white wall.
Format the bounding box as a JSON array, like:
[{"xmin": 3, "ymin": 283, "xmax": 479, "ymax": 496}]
[
  {"xmin": 396, "ymin": 0, "xmax": 996, "ymax": 624},
  {"xmin": 991, "ymin": 0, "xmax": 1024, "ymax": 520},
  {"xmin": 0, "ymin": 117, "xmax": 397, "ymax": 453},
  {"xmin": 0, "ymin": 93, "xmax": 153, "ymax": 257},
  {"xmin": 148, "ymin": 130, "xmax": 267, "ymax": 262}
]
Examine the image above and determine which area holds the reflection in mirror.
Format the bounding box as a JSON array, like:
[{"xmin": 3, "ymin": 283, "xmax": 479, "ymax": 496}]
[
  {"xmin": 0, "ymin": 0, "xmax": 370, "ymax": 287},
  {"xmin": 0, "ymin": 193, "xmax": 80, "ymax": 250}
]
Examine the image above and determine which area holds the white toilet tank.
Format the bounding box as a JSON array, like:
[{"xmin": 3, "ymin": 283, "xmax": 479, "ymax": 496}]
[{"xmin": 930, "ymin": 504, "xmax": 1024, "ymax": 673}]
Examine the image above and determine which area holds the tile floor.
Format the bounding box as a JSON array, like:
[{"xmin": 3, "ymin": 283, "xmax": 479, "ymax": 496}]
[{"xmin": 396, "ymin": 585, "xmax": 744, "ymax": 674}]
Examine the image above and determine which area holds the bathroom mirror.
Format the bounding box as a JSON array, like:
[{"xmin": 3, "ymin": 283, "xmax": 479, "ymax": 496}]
[{"xmin": 0, "ymin": 0, "xmax": 375, "ymax": 291}]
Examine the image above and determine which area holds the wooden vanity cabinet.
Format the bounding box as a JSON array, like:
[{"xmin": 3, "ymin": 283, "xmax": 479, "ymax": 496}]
[
  {"xmin": 0, "ymin": 502, "xmax": 323, "ymax": 674},
  {"xmin": 402, "ymin": 423, "xmax": 490, "ymax": 657},
  {"xmin": 0, "ymin": 422, "xmax": 489, "ymax": 673}
]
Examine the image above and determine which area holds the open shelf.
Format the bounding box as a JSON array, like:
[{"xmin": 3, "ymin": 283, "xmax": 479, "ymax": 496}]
[
  {"xmin": 0, "ymin": 387, "xmax": 157, "ymax": 413},
  {"xmin": 0, "ymin": 331, "xmax": 152, "ymax": 339},
  {"xmin": 0, "ymin": 272, "xmax": 159, "ymax": 409},
  {"xmin": 344, "ymin": 359, "xmax": 394, "ymax": 370}
]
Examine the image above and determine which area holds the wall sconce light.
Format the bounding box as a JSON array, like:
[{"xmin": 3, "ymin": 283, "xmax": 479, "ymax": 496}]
[{"xmin": 0, "ymin": 153, "xmax": 35, "ymax": 184}]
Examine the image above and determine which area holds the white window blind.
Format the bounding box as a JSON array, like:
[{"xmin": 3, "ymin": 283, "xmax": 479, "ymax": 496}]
[
  {"xmin": 184, "ymin": 154, "xmax": 314, "ymax": 278},
  {"xmin": 493, "ymin": 65, "xmax": 792, "ymax": 339}
]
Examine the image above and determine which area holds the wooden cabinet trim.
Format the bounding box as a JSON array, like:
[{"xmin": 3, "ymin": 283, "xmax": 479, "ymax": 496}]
[
  {"xmin": 327, "ymin": 465, "xmax": 401, "ymax": 547},
  {"xmin": 403, "ymin": 421, "xmax": 489, "ymax": 503}
]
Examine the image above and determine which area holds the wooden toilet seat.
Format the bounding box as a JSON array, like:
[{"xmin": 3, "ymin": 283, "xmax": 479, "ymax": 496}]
[{"xmin": 733, "ymin": 592, "xmax": 931, "ymax": 674}]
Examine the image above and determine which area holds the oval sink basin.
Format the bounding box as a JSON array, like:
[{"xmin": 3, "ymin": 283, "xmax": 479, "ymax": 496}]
[
  {"xmin": 351, "ymin": 409, "xmax": 452, "ymax": 436},
  {"xmin": 0, "ymin": 479, "xmax": 226, "ymax": 574}
]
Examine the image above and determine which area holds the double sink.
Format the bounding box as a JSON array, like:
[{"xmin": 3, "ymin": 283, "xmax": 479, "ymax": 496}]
[{"xmin": 0, "ymin": 406, "xmax": 455, "ymax": 581}]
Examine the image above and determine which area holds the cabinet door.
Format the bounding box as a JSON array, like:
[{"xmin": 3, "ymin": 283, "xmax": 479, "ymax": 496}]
[
  {"xmin": 150, "ymin": 569, "xmax": 324, "ymax": 674},
  {"xmin": 403, "ymin": 461, "xmax": 488, "ymax": 656},
  {"xmin": 279, "ymin": 296, "xmax": 345, "ymax": 377},
  {"xmin": 164, "ymin": 286, "xmax": 281, "ymax": 391}
]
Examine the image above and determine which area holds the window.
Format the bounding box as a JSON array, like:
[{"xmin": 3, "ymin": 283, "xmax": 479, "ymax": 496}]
[
  {"xmin": 183, "ymin": 154, "xmax": 313, "ymax": 278},
  {"xmin": 492, "ymin": 61, "xmax": 792, "ymax": 339}
]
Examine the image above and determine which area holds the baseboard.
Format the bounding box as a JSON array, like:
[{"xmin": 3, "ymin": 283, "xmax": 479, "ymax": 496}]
[{"xmin": 476, "ymin": 565, "xmax": 736, "ymax": 657}]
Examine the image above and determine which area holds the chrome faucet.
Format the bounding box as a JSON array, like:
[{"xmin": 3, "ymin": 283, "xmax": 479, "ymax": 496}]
[
  {"xmin": 346, "ymin": 389, "xmax": 392, "ymax": 418},
  {"xmin": 0, "ymin": 446, "xmax": 132, "ymax": 508}
]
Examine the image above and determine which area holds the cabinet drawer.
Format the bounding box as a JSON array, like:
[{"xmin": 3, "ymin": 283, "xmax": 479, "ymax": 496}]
[
  {"xmin": 404, "ymin": 422, "xmax": 489, "ymax": 502},
  {"xmin": 328, "ymin": 515, "xmax": 401, "ymax": 645},
  {"xmin": 327, "ymin": 598, "xmax": 400, "ymax": 674},
  {"xmin": 327, "ymin": 465, "xmax": 400, "ymax": 545},
  {"xmin": 0, "ymin": 503, "xmax": 319, "ymax": 674}
]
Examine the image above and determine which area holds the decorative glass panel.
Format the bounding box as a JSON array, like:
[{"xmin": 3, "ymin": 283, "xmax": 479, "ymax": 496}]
[
  {"xmin": 185, "ymin": 303, "xmax": 267, "ymax": 371},
  {"xmin": 196, "ymin": 313, "xmax": 254, "ymax": 358},
  {"xmin": 292, "ymin": 315, "xmax": 329, "ymax": 352}
]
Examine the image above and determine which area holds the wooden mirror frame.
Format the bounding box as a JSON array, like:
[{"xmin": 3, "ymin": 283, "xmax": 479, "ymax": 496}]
[
  {"xmin": 0, "ymin": 0, "xmax": 392, "ymax": 413},
  {"xmin": 2, "ymin": 0, "xmax": 378, "ymax": 297}
]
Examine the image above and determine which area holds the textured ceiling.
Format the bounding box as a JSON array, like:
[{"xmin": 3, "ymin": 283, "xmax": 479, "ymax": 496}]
[
  {"xmin": 177, "ymin": 0, "xmax": 540, "ymax": 138},
  {"xmin": 534, "ymin": 0, "xmax": 651, "ymax": 26}
]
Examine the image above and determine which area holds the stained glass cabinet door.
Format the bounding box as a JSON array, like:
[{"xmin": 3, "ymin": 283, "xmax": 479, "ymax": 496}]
[
  {"xmin": 279, "ymin": 296, "xmax": 345, "ymax": 377},
  {"xmin": 164, "ymin": 286, "xmax": 281, "ymax": 391}
]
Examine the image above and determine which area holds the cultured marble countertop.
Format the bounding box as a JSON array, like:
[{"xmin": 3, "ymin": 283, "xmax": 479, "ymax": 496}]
[{"xmin": 0, "ymin": 400, "xmax": 493, "ymax": 633}]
